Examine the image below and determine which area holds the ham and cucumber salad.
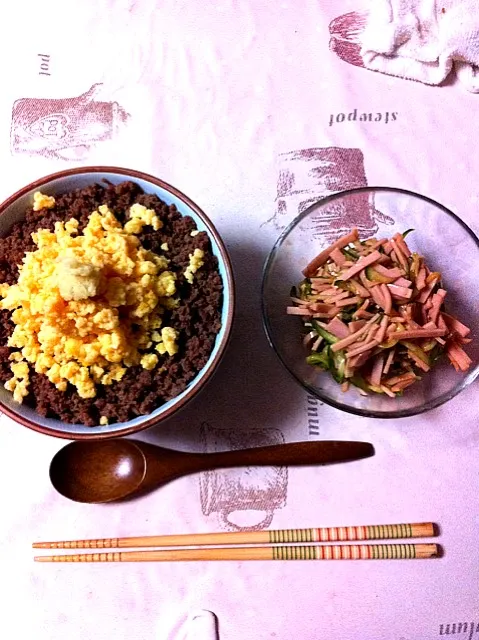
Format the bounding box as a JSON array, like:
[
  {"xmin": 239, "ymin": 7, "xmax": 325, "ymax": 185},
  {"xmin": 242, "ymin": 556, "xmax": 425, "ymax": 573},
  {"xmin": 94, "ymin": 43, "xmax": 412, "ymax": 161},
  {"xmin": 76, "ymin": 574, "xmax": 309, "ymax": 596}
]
[{"xmin": 288, "ymin": 228, "xmax": 472, "ymax": 396}]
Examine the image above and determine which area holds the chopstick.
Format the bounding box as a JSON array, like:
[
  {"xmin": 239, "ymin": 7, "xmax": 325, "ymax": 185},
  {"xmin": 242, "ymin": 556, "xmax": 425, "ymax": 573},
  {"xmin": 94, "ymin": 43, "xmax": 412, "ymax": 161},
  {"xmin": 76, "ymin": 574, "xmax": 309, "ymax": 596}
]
[
  {"xmin": 32, "ymin": 522, "xmax": 435, "ymax": 550},
  {"xmin": 34, "ymin": 543, "xmax": 439, "ymax": 563}
]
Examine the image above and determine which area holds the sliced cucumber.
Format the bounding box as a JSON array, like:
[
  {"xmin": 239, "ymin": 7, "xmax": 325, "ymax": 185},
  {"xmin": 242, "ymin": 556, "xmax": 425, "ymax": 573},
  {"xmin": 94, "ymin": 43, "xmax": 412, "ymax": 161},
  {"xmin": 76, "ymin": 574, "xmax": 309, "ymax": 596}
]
[
  {"xmin": 399, "ymin": 340, "xmax": 430, "ymax": 366},
  {"xmin": 311, "ymin": 320, "xmax": 339, "ymax": 344},
  {"xmin": 365, "ymin": 266, "xmax": 394, "ymax": 284},
  {"xmin": 349, "ymin": 375, "xmax": 370, "ymax": 393},
  {"xmin": 306, "ymin": 345, "xmax": 331, "ymax": 370},
  {"xmin": 331, "ymin": 349, "xmax": 346, "ymax": 383}
]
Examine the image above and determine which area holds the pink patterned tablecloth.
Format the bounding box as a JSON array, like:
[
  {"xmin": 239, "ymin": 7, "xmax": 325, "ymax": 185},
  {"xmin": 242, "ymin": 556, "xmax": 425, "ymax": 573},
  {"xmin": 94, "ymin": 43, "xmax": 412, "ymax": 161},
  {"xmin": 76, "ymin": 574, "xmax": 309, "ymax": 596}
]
[{"xmin": 1, "ymin": 1, "xmax": 478, "ymax": 639}]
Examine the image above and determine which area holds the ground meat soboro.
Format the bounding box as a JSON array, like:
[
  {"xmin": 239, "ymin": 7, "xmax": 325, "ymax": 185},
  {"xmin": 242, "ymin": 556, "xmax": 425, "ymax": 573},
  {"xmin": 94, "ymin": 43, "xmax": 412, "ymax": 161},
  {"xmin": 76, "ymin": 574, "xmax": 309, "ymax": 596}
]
[{"xmin": 0, "ymin": 181, "xmax": 223, "ymax": 426}]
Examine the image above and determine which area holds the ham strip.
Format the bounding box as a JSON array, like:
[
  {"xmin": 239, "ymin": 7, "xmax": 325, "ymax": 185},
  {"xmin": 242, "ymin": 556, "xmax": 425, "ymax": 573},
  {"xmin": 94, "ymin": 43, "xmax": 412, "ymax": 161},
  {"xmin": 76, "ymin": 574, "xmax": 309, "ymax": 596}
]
[
  {"xmin": 303, "ymin": 228, "xmax": 359, "ymax": 277},
  {"xmin": 385, "ymin": 372, "xmax": 416, "ymax": 386},
  {"xmin": 312, "ymin": 310, "xmax": 339, "ymax": 318},
  {"xmin": 387, "ymin": 284, "xmax": 413, "ymax": 300},
  {"xmin": 348, "ymin": 351, "xmax": 371, "ymax": 369},
  {"xmin": 383, "ymin": 348, "xmax": 395, "ymax": 375},
  {"xmin": 370, "ymin": 285, "xmax": 386, "ymax": 309},
  {"xmin": 383, "ymin": 241, "xmax": 392, "ymax": 254},
  {"xmin": 346, "ymin": 339, "xmax": 379, "ymax": 358},
  {"xmin": 393, "ymin": 328, "xmax": 447, "ymax": 339},
  {"xmin": 416, "ymin": 267, "xmax": 427, "ymax": 291},
  {"xmin": 374, "ymin": 265, "xmax": 403, "ymax": 279},
  {"xmin": 336, "ymin": 295, "xmax": 361, "ymax": 307},
  {"xmin": 380, "ymin": 284, "xmax": 392, "ymax": 315},
  {"xmin": 331, "ymin": 314, "xmax": 380, "ymax": 352},
  {"xmin": 316, "ymin": 287, "xmax": 341, "ymax": 298},
  {"xmin": 308, "ymin": 303, "xmax": 337, "ymax": 313},
  {"xmin": 393, "ymin": 233, "xmax": 412, "ymax": 257},
  {"xmin": 311, "ymin": 283, "xmax": 335, "ymax": 292},
  {"xmin": 327, "ymin": 316, "xmax": 350, "ymax": 339},
  {"xmin": 339, "ymin": 250, "xmax": 382, "ymax": 281},
  {"xmin": 355, "ymin": 309, "xmax": 374, "ymax": 319},
  {"xmin": 323, "ymin": 291, "xmax": 350, "ymax": 304},
  {"xmin": 370, "ymin": 354, "xmax": 385, "ymax": 386},
  {"xmin": 428, "ymin": 289, "xmax": 446, "ymax": 324},
  {"xmin": 417, "ymin": 276, "xmax": 440, "ymax": 303},
  {"xmin": 441, "ymin": 312, "xmax": 471, "ymax": 338},
  {"xmin": 393, "ymin": 277, "xmax": 412, "ymax": 288},
  {"xmin": 390, "ymin": 379, "xmax": 417, "ymax": 392},
  {"xmin": 446, "ymin": 341, "xmax": 472, "ymax": 371},
  {"xmin": 364, "ymin": 323, "xmax": 379, "ymax": 343},
  {"xmin": 349, "ymin": 320, "xmax": 367, "ymax": 334},
  {"xmin": 287, "ymin": 306, "xmax": 313, "ymax": 316},
  {"xmin": 369, "ymin": 238, "xmax": 388, "ymax": 251},
  {"xmin": 376, "ymin": 314, "xmax": 390, "ymax": 344},
  {"xmin": 330, "ymin": 247, "xmax": 347, "ymax": 266},
  {"xmin": 390, "ymin": 239, "xmax": 409, "ymax": 270}
]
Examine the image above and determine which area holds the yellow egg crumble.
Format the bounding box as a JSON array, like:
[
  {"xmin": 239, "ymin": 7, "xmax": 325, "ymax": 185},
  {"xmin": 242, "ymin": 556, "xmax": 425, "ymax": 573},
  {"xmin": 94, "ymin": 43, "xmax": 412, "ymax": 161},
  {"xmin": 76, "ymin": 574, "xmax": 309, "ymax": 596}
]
[
  {"xmin": 33, "ymin": 191, "xmax": 55, "ymax": 212},
  {"xmin": 184, "ymin": 248, "xmax": 205, "ymax": 284},
  {"xmin": 0, "ymin": 197, "xmax": 193, "ymax": 403}
]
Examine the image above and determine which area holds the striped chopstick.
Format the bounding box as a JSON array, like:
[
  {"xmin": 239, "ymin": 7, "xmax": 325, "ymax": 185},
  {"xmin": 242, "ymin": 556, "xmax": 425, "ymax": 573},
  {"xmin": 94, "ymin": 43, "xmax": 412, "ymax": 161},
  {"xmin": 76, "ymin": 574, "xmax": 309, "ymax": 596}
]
[
  {"xmin": 32, "ymin": 522, "xmax": 435, "ymax": 550},
  {"xmin": 34, "ymin": 543, "xmax": 439, "ymax": 563}
]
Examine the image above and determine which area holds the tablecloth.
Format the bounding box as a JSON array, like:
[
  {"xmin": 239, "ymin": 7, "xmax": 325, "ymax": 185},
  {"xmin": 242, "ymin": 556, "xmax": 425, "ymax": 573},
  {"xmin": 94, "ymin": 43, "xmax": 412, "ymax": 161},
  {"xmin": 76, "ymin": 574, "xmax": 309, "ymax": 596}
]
[{"xmin": 1, "ymin": 1, "xmax": 478, "ymax": 639}]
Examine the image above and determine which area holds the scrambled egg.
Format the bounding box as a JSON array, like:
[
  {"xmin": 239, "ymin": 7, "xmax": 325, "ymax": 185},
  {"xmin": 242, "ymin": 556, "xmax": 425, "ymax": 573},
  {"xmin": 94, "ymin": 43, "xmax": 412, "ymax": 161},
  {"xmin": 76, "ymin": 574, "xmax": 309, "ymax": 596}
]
[
  {"xmin": 184, "ymin": 248, "xmax": 204, "ymax": 284},
  {"xmin": 155, "ymin": 327, "xmax": 179, "ymax": 356},
  {"xmin": 33, "ymin": 191, "xmax": 55, "ymax": 212},
  {"xmin": 0, "ymin": 198, "xmax": 187, "ymax": 402},
  {"xmin": 124, "ymin": 203, "xmax": 162, "ymax": 234},
  {"xmin": 57, "ymin": 257, "xmax": 101, "ymax": 301}
]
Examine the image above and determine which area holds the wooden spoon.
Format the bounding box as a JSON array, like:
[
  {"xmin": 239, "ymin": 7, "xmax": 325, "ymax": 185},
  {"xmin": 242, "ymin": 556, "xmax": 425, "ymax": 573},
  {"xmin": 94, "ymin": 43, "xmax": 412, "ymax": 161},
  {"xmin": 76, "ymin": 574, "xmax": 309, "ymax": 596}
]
[{"xmin": 49, "ymin": 438, "xmax": 375, "ymax": 503}]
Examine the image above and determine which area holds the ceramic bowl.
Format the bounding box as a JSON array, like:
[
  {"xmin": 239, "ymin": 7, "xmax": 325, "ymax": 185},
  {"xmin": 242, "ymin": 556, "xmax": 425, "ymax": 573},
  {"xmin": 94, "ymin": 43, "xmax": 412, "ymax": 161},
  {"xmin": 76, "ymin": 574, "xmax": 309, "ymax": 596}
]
[{"xmin": 0, "ymin": 166, "xmax": 235, "ymax": 438}]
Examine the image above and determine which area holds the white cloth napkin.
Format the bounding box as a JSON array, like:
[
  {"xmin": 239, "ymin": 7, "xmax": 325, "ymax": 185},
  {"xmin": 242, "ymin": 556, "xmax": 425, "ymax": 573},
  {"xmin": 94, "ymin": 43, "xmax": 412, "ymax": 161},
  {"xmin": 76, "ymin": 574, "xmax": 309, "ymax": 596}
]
[{"xmin": 361, "ymin": 0, "xmax": 479, "ymax": 91}]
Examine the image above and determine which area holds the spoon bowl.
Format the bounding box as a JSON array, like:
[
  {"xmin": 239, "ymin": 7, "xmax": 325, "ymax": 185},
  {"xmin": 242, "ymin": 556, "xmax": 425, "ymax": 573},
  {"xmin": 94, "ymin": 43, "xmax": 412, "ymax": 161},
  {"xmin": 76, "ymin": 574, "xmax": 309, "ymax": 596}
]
[
  {"xmin": 50, "ymin": 440, "xmax": 147, "ymax": 503},
  {"xmin": 49, "ymin": 438, "xmax": 375, "ymax": 504}
]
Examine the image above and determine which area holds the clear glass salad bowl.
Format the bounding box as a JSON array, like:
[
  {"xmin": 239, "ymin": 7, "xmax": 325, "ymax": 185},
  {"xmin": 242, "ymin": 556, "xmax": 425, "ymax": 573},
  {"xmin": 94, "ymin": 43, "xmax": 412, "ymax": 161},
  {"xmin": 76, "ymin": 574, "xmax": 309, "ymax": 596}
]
[{"xmin": 262, "ymin": 187, "xmax": 479, "ymax": 418}]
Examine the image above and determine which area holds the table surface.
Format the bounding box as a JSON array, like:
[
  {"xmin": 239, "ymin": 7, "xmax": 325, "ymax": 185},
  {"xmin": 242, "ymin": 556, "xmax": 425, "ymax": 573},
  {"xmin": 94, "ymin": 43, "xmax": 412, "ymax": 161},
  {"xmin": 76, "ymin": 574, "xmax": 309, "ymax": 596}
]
[{"xmin": 1, "ymin": 1, "xmax": 478, "ymax": 639}]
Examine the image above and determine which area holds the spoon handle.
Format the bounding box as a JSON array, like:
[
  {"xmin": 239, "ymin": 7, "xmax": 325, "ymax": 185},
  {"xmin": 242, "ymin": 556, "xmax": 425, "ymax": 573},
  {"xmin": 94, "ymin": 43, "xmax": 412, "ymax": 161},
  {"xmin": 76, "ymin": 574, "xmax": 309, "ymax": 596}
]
[{"xmin": 199, "ymin": 440, "xmax": 374, "ymax": 469}]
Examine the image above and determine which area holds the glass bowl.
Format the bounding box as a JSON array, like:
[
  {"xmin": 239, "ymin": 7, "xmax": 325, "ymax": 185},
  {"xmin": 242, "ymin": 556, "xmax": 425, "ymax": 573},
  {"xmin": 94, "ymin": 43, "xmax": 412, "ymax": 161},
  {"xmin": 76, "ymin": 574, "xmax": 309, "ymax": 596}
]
[{"xmin": 262, "ymin": 187, "xmax": 479, "ymax": 418}]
